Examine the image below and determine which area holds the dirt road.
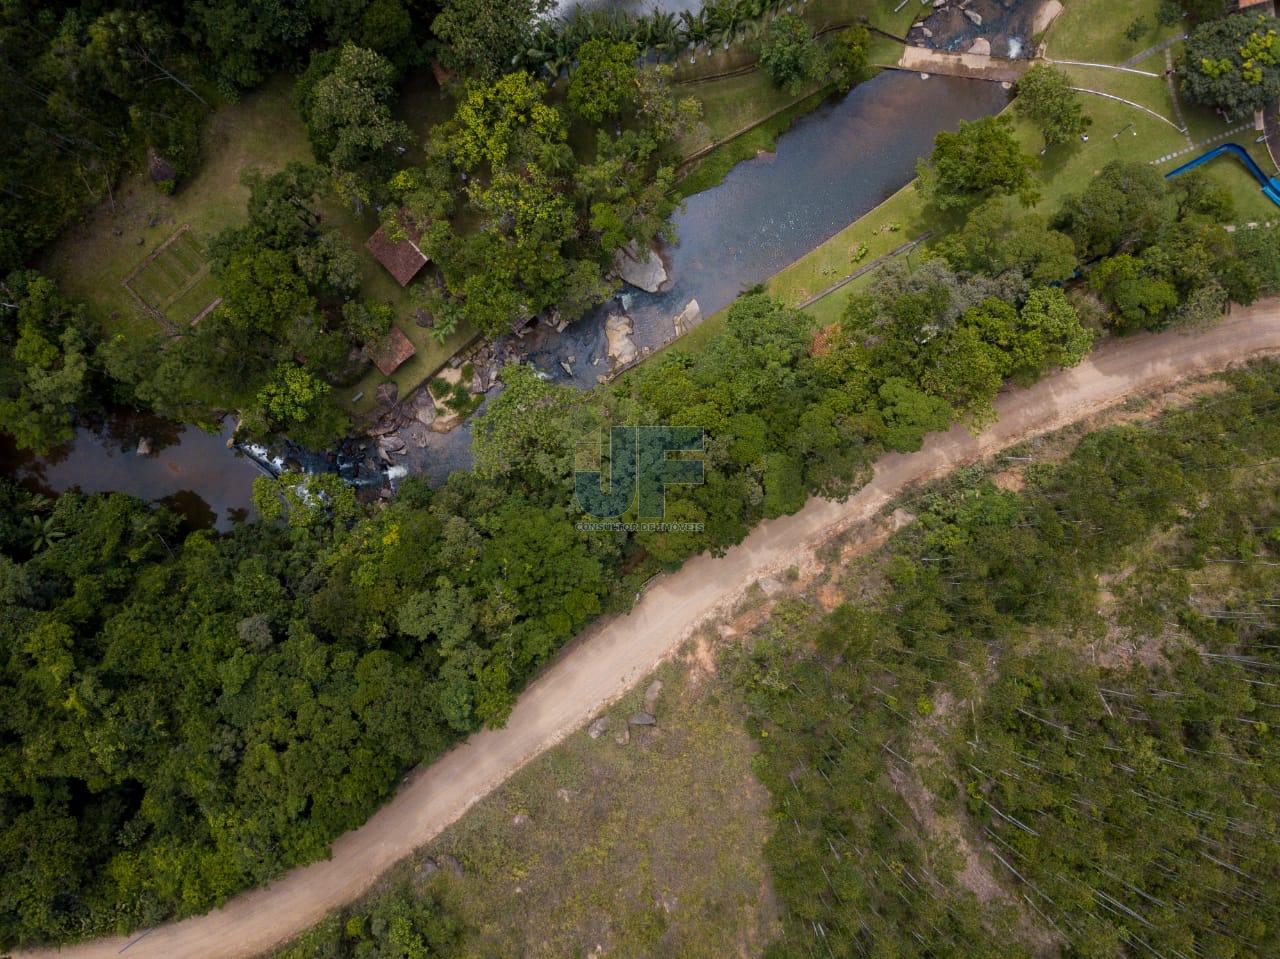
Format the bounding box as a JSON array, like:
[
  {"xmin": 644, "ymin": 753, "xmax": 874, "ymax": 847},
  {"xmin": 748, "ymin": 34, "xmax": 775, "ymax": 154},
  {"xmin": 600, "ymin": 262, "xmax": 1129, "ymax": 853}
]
[{"xmin": 21, "ymin": 303, "xmax": 1280, "ymax": 959}]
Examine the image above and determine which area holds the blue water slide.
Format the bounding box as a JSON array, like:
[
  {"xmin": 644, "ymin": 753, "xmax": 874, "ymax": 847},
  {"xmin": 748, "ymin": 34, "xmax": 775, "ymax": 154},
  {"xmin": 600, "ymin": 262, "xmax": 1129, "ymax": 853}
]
[{"xmin": 1163, "ymin": 142, "xmax": 1280, "ymax": 208}]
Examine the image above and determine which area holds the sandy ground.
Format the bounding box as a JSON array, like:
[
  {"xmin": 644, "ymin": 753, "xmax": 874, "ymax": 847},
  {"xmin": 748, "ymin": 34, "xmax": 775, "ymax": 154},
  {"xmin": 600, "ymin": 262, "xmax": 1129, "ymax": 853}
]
[
  {"xmin": 19, "ymin": 302, "xmax": 1280, "ymax": 959},
  {"xmin": 898, "ymin": 46, "xmax": 1031, "ymax": 83}
]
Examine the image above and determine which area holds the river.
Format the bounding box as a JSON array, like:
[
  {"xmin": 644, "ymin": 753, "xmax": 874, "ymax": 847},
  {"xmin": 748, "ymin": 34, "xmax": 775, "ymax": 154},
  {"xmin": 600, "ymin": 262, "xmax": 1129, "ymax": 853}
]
[
  {"xmin": 0, "ymin": 412, "xmax": 264, "ymax": 532},
  {"xmin": 1, "ymin": 72, "xmax": 1006, "ymax": 525},
  {"xmin": 526, "ymin": 71, "xmax": 1007, "ymax": 383}
]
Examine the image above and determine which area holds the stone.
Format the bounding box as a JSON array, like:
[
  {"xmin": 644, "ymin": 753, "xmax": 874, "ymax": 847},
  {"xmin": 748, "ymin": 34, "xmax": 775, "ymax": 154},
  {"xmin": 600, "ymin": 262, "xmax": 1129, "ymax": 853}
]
[
  {"xmin": 441, "ymin": 854, "xmax": 464, "ymax": 877},
  {"xmin": 430, "ymin": 409, "xmax": 464, "ymax": 433},
  {"xmin": 375, "ymin": 382, "xmax": 398, "ymax": 407},
  {"xmin": 587, "ymin": 716, "xmax": 611, "ymax": 739},
  {"xmin": 614, "ymin": 726, "xmax": 631, "ymax": 746},
  {"xmin": 148, "ymin": 150, "xmax": 177, "ymax": 184},
  {"xmin": 136, "ymin": 436, "xmax": 152, "ymax": 456},
  {"xmin": 613, "ymin": 241, "xmax": 667, "ymax": 293},
  {"xmin": 672, "ymin": 298, "xmax": 701, "ymax": 337},
  {"xmin": 512, "ymin": 813, "xmax": 531, "ymax": 827},
  {"xmin": 717, "ymin": 623, "xmax": 738, "ymax": 639},
  {"xmin": 963, "ymin": 8, "xmax": 982, "ymax": 25},
  {"xmin": 629, "ymin": 711, "xmax": 656, "ymax": 726},
  {"xmin": 604, "ymin": 313, "xmax": 638, "ymax": 367},
  {"xmin": 556, "ymin": 787, "xmax": 576, "ymax": 803},
  {"xmin": 416, "ymin": 857, "xmax": 440, "ymax": 882},
  {"xmin": 643, "ymin": 680, "xmax": 664, "ymax": 712},
  {"xmin": 380, "ymin": 434, "xmax": 406, "ymax": 454},
  {"xmin": 890, "ymin": 508, "xmax": 917, "ymax": 532},
  {"xmin": 758, "ymin": 576, "xmax": 786, "ymax": 598},
  {"xmin": 968, "ymin": 37, "xmax": 990, "ymax": 55}
]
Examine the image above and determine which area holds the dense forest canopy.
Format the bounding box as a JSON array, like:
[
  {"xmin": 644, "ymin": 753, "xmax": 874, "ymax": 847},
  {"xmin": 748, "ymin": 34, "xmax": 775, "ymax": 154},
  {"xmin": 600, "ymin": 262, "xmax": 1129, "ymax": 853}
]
[{"xmin": 739, "ymin": 363, "xmax": 1280, "ymax": 958}]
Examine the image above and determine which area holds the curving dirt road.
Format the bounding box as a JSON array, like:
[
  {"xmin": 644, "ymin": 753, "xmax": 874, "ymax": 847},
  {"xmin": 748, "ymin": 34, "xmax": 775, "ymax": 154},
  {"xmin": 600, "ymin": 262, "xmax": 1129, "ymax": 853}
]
[{"xmin": 20, "ymin": 302, "xmax": 1280, "ymax": 959}]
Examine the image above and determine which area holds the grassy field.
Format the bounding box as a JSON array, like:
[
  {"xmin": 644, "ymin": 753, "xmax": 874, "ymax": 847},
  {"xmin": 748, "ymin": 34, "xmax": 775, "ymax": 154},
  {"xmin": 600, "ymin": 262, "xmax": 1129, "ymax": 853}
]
[
  {"xmin": 1046, "ymin": 0, "xmax": 1183, "ymax": 66},
  {"xmin": 288, "ymin": 655, "xmax": 779, "ymax": 958},
  {"xmin": 41, "ymin": 72, "xmax": 470, "ymax": 417}
]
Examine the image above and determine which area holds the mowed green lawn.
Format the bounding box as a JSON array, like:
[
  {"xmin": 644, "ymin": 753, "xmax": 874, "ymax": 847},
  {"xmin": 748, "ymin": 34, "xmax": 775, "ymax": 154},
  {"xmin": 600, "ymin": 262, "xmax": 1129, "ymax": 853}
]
[{"xmin": 1047, "ymin": 0, "xmax": 1184, "ymax": 66}]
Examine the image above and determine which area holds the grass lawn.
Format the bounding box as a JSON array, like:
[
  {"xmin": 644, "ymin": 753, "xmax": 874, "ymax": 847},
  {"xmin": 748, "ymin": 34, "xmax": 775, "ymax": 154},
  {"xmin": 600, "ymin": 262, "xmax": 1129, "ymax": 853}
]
[
  {"xmin": 41, "ymin": 75, "xmax": 313, "ymax": 340},
  {"xmin": 41, "ymin": 71, "xmax": 473, "ymax": 418},
  {"xmin": 1047, "ymin": 0, "xmax": 1184, "ymax": 66},
  {"xmin": 302, "ymin": 656, "xmax": 779, "ymax": 958}
]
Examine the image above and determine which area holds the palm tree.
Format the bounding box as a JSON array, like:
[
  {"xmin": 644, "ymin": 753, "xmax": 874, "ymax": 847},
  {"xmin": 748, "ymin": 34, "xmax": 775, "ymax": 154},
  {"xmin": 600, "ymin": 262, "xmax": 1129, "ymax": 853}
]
[{"xmin": 24, "ymin": 514, "xmax": 64, "ymax": 552}]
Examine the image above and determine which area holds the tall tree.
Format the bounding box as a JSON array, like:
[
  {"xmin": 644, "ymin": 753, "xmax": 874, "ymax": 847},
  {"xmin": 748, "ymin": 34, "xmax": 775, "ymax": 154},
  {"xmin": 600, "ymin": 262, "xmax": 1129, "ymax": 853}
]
[
  {"xmin": 1014, "ymin": 63, "xmax": 1091, "ymax": 148},
  {"xmin": 915, "ymin": 115, "xmax": 1038, "ymax": 210},
  {"xmin": 295, "ymin": 44, "xmax": 410, "ymax": 209},
  {"xmin": 431, "ymin": 0, "xmax": 553, "ymax": 79},
  {"xmin": 1180, "ymin": 12, "xmax": 1280, "ymax": 119}
]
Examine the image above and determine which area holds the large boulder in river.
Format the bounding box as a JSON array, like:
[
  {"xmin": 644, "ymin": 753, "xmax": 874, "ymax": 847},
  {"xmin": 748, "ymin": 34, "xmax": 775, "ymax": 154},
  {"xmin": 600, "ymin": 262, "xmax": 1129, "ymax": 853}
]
[
  {"xmin": 411, "ymin": 388, "xmax": 437, "ymax": 426},
  {"xmin": 605, "ymin": 313, "xmax": 638, "ymax": 368},
  {"xmin": 672, "ymin": 298, "xmax": 701, "ymax": 337},
  {"xmin": 613, "ymin": 241, "xmax": 668, "ymax": 293}
]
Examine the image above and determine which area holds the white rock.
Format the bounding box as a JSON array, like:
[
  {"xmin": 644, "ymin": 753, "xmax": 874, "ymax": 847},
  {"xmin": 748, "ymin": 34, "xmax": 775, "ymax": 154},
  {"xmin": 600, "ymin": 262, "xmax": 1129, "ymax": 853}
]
[
  {"xmin": 969, "ymin": 37, "xmax": 991, "ymax": 56},
  {"xmin": 964, "ymin": 8, "xmax": 982, "ymax": 25},
  {"xmin": 605, "ymin": 313, "xmax": 638, "ymax": 367},
  {"xmin": 613, "ymin": 241, "xmax": 668, "ymax": 293},
  {"xmin": 672, "ymin": 298, "xmax": 701, "ymax": 337}
]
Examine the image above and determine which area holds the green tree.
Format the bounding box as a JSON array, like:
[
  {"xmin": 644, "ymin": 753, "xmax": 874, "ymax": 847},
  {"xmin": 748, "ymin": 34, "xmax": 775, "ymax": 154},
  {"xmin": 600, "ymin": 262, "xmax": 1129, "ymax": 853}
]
[
  {"xmin": 567, "ymin": 39, "xmax": 639, "ymax": 124},
  {"xmin": 472, "ymin": 364, "xmax": 591, "ymax": 484},
  {"xmin": 249, "ymin": 363, "xmax": 347, "ymax": 445},
  {"xmin": 1180, "ymin": 13, "xmax": 1280, "ymax": 119},
  {"xmin": 1014, "ymin": 63, "xmax": 1091, "ymax": 148},
  {"xmin": 757, "ymin": 14, "xmax": 825, "ymax": 95},
  {"xmin": 1056, "ymin": 160, "xmax": 1170, "ymax": 258},
  {"xmin": 0, "ymin": 272, "xmax": 93, "ymax": 454},
  {"xmin": 295, "ymin": 44, "xmax": 410, "ymax": 208},
  {"xmin": 1009, "ymin": 286, "xmax": 1093, "ymax": 381},
  {"xmin": 1089, "ymin": 253, "xmax": 1179, "ymax": 331},
  {"xmin": 828, "ymin": 25, "xmax": 871, "ymax": 93},
  {"xmin": 935, "ymin": 200, "xmax": 1078, "ymax": 283},
  {"xmin": 915, "ymin": 115, "xmax": 1038, "ymax": 210},
  {"xmin": 432, "ymin": 0, "xmax": 552, "ymax": 78}
]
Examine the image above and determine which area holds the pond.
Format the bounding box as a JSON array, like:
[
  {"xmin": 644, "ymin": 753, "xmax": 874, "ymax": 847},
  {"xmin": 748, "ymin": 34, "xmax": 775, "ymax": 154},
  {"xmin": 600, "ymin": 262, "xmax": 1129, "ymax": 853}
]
[
  {"xmin": 0, "ymin": 411, "xmax": 265, "ymax": 531},
  {"xmin": 2, "ymin": 72, "xmax": 1008, "ymax": 521}
]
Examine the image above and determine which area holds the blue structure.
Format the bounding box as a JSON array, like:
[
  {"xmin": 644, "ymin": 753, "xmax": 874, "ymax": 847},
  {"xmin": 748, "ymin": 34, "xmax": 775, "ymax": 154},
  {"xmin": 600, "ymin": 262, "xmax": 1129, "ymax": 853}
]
[{"xmin": 1163, "ymin": 142, "xmax": 1280, "ymax": 208}]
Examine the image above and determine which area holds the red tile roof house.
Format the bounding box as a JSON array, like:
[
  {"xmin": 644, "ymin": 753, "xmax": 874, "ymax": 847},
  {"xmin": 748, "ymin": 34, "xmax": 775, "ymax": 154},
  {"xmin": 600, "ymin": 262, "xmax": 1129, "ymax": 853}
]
[
  {"xmin": 365, "ymin": 212, "xmax": 428, "ymax": 287},
  {"xmin": 370, "ymin": 325, "xmax": 417, "ymax": 376}
]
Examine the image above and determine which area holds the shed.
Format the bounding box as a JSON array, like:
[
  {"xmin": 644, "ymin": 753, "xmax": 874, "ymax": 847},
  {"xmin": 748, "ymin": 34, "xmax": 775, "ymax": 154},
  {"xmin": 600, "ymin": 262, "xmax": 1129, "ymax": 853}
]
[
  {"xmin": 366, "ymin": 214, "xmax": 428, "ymax": 287},
  {"xmin": 371, "ymin": 325, "xmax": 417, "ymax": 376}
]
